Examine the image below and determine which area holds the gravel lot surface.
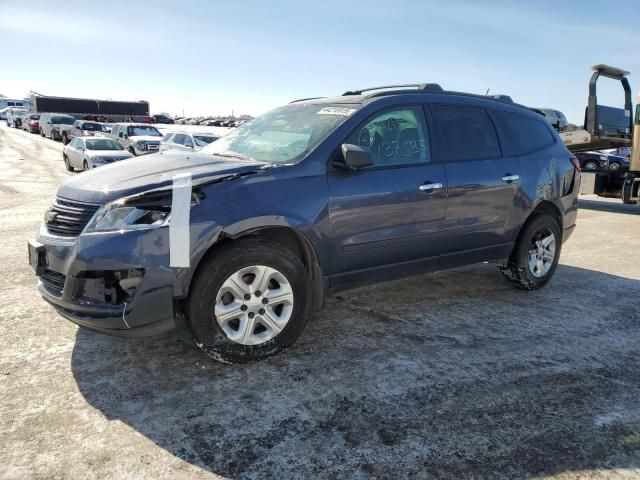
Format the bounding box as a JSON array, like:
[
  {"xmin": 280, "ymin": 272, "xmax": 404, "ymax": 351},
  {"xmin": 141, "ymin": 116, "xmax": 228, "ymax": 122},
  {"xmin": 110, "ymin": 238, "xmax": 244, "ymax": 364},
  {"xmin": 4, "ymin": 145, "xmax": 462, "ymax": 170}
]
[{"xmin": 1, "ymin": 123, "xmax": 639, "ymax": 480}]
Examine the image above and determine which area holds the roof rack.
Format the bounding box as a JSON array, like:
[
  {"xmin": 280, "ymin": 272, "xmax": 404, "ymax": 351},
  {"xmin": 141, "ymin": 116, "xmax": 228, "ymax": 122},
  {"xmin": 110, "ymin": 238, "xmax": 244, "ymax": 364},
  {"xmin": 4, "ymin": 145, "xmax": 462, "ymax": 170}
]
[
  {"xmin": 289, "ymin": 96, "xmax": 326, "ymax": 104},
  {"xmin": 342, "ymin": 83, "xmax": 443, "ymax": 96}
]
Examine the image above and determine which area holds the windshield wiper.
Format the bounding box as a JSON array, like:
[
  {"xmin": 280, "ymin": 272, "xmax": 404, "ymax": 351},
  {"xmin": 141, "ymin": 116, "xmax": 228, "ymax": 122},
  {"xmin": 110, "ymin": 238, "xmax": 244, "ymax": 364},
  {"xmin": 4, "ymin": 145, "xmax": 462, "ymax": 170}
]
[{"xmin": 213, "ymin": 151, "xmax": 258, "ymax": 163}]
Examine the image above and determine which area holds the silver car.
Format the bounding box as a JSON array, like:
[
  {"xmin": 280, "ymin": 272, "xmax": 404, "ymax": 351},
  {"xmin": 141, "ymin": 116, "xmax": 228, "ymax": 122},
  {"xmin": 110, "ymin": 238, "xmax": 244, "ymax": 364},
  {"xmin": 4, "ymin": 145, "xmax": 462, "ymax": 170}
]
[
  {"xmin": 62, "ymin": 137, "xmax": 133, "ymax": 172},
  {"xmin": 159, "ymin": 131, "xmax": 219, "ymax": 152}
]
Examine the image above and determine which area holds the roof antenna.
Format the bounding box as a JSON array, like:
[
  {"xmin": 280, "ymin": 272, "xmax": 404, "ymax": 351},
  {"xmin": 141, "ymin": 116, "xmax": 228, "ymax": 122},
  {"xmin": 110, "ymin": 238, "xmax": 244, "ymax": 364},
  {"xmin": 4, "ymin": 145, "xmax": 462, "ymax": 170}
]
[{"xmin": 485, "ymin": 88, "xmax": 490, "ymax": 95}]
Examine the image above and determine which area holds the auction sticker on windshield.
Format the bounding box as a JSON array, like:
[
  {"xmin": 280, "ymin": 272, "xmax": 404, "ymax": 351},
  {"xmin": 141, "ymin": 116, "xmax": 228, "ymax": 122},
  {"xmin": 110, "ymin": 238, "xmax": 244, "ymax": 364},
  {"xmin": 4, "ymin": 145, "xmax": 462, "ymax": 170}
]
[{"xmin": 317, "ymin": 107, "xmax": 356, "ymax": 116}]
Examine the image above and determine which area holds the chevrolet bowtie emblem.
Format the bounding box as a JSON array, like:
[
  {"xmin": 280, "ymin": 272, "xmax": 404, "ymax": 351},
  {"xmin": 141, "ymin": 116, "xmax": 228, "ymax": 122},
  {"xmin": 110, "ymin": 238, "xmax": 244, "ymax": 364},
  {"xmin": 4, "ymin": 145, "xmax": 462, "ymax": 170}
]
[{"xmin": 44, "ymin": 210, "xmax": 57, "ymax": 223}]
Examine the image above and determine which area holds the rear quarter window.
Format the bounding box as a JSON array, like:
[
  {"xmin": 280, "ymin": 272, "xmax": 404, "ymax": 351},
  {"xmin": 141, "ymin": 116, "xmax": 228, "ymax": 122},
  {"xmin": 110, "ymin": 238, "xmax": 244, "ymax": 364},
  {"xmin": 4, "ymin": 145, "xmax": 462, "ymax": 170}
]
[{"xmin": 494, "ymin": 110, "xmax": 555, "ymax": 156}]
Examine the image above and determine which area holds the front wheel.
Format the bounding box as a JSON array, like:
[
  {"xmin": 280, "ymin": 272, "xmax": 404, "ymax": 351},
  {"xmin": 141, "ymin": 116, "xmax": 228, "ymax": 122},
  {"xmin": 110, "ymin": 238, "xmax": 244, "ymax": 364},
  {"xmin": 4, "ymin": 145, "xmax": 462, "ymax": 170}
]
[
  {"xmin": 186, "ymin": 239, "xmax": 312, "ymax": 364},
  {"xmin": 609, "ymin": 162, "xmax": 621, "ymax": 172},
  {"xmin": 62, "ymin": 133, "xmax": 69, "ymax": 145},
  {"xmin": 500, "ymin": 214, "xmax": 562, "ymax": 290},
  {"xmin": 583, "ymin": 160, "xmax": 598, "ymax": 171},
  {"xmin": 82, "ymin": 160, "xmax": 89, "ymax": 171}
]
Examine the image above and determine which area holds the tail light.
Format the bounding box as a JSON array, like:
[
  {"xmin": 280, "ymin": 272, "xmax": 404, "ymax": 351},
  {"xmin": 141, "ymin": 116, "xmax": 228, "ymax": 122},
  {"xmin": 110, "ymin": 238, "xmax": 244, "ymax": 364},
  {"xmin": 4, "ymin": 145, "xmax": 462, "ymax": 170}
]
[{"xmin": 570, "ymin": 155, "xmax": 580, "ymax": 170}]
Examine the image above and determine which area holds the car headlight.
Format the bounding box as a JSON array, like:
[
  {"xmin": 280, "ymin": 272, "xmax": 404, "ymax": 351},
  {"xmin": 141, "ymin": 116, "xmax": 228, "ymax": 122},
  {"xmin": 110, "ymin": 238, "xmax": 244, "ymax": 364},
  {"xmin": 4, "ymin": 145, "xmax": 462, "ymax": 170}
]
[
  {"xmin": 136, "ymin": 141, "xmax": 147, "ymax": 151},
  {"xmin": 86, "ymin": 200, "xmax": 171, "ymax": 232}
]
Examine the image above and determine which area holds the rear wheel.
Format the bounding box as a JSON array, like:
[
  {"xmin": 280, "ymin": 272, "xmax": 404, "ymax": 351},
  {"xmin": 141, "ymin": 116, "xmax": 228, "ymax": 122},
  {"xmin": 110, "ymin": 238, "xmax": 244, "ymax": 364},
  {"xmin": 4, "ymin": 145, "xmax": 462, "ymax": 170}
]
[
  {"xmin": 500, "ymin": 214, "xmax": 562, "ymax": 290},
  {"xmin": 609, "ymin": 162, "xmax": 621, "ymax": 172},
  {"xmin": 186, "ymin": 239, "xmax": 312, "ymax": 364},
  {"xmin": 63, "ymin": 154, "xmax": 74, "ymax": 172}
]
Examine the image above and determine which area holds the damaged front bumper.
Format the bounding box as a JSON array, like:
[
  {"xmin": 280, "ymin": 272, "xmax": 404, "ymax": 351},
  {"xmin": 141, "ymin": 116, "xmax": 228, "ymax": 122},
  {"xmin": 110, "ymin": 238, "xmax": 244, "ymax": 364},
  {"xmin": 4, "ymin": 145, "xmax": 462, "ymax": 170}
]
[{"xmin": 29, "ymin": 224, "xmax": 179, "ymax": 337}]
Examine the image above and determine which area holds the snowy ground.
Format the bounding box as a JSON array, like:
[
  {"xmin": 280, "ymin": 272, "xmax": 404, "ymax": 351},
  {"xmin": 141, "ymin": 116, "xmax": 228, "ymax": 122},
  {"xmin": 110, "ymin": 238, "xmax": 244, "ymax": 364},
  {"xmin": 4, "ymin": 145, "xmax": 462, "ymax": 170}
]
[{"xmin": 1, "ymin": 122, "xmax": 639, "ymax": 479}]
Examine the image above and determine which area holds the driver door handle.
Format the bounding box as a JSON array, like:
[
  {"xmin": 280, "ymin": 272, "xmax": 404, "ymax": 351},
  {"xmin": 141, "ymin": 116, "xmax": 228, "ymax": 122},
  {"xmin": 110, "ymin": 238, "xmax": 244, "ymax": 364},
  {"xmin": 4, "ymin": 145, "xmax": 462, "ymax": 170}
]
[
  {"xmin": 502, "ymin": 174, "xmax": 520, "ymax": 182},
  {"xmin": 419, "ymin": 182, "xmax": 443, "ymax": 191}
]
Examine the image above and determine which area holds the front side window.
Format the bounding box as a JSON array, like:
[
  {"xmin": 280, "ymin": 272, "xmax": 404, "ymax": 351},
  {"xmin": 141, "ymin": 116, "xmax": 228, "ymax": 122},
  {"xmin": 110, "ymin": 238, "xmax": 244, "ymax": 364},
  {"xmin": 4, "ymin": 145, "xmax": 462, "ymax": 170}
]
[
  {"xmin": 202, "ymin": 103, "xmax": 357, "ymax": 164},
  {"xmin": 173, "ymin": 134, "xmax": 187, "ymax": 145},
  {"xmin": 346, "ymin": 107, "xmax": 431, "ymax": 167},
  {"xmin": 432, "ymin": 105, "xmax": 501, "ymax": 161}
]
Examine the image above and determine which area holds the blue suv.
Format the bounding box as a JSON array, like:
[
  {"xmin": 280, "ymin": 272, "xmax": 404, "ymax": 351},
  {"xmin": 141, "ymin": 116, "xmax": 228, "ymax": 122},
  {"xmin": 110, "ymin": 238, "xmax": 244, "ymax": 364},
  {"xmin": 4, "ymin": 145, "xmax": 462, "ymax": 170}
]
[{"xmin": 28, "ymin": 84, "xmax": 580, "ymax": 363}]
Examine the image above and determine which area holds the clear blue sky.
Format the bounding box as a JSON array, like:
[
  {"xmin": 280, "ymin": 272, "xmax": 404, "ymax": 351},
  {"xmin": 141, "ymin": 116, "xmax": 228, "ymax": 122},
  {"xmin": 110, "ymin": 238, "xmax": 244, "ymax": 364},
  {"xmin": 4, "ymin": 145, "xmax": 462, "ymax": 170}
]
[{"xmin": 1, "ymin": 0, "xmax": 639, "ymax": 122}]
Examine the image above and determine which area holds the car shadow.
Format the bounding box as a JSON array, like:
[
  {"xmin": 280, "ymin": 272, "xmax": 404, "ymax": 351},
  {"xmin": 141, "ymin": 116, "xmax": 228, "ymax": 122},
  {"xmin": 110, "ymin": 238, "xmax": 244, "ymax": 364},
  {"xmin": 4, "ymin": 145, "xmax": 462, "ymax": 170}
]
[
  {"xmin": 579, "ymin": 198, "xmax": 640, "ymax": 215},
  {"xmin": 71, "ymin": 263, "xmax": 640, "ymax": 479}
]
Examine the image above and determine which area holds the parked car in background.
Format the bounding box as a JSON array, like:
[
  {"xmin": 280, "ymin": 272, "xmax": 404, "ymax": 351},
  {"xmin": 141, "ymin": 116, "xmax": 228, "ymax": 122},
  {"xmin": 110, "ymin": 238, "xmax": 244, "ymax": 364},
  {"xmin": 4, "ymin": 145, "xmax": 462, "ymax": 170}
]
[
  {"xmin": 101, "ymin": 123, "xmax": 114, "ymax": 134},
  {"xmin": 6, "ymin": 108, "xmax": 28, "ymax": 128},
  {"xmin": 160, "ymin": 131, "xmax": 219, "ymax": 152},
  {"xmin": 152, "ymin": 114, "xmax": 174, "ymax": 124},
  {"xmin": 39, "ymin": 113, "xmax": 76, "ymax": 140},
  {"xmin": 110, "ymin": 123, "xmax": 163, "ymax": 155},
  {"xmin": 575, "ymin": 150, "xmax": 629, "ymax": 172},
  {"xmin": 82, "ymin": 114, "xmax": 109, "ymax": 123},
  {"xmin": 59, "ymin": 120, "xmax": 106, "ymax": 144},
  {"xmin": 533, "ymin": 108, "xmax": 568, "ymax": 132},
  {"xmin": 0, "ymin": 106, "xmax": 15, "ymax": 120},
  {"xmin": 30, "ymin": 85, "xmax": 579, "ymax": 363},
  {"xmin": 127, "ymin": 115, "xmax": 154, "ymax": 124},
  {"xmin": 22, "ymin": 114, "xmax": 41, "ymax": 133},
  {"xmin": 62, "ymin": 137, "xmax": 133, "ymax": 171}
]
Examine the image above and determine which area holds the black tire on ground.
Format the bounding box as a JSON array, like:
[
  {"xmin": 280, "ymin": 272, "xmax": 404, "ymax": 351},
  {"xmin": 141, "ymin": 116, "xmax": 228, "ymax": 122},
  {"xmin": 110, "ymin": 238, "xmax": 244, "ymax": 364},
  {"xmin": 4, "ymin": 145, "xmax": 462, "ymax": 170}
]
[
  {"xmin": 500, "ymin": 214, "xmax": 562, "ymax": 290},
  {"xmin": 186, "ymin": 238, "xmax": 312, "ymax": 364},
  {"xmin": 62, "ymin": 133, "xmax": 69, "ymax": 145},
  {"xmin": 63, "ymin": 154, "xmax": 74, "ymax": 172},
  {"xmin": 82, "ymin": 160, "xmax": 89, "ymax": 171},
  {"xmin": 40, "ymin": 129, "xmax": 45, "ymax": 137},
  {"xmin": 622, "ymin": 180, "xmax": 638, "ymax": 205},
  {"xmin": 609, "ymin": 162, "xmax": 621, "ymax": 172}
]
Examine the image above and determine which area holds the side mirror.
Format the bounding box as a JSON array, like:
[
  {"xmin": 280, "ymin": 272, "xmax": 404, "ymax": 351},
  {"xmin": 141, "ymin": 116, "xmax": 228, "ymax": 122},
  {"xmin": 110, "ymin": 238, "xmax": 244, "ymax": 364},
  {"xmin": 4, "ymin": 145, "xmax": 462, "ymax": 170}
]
[
  {"xmin": 124, "ymin": 134, "xmax": 128, "ymax": 139},
  {"xmin": 333, "ymin": 143, "xmax": 373, "ymax": 170}
]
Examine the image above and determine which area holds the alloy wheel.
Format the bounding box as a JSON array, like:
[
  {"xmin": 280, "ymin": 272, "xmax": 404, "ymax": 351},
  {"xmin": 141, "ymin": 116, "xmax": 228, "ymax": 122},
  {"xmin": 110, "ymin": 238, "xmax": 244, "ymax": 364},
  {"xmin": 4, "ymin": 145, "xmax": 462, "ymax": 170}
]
[
  {"xmin": 527, "ymin": 230, "xmax": 556, "ymax": 278},
  {"xmin": 214, "ymin": 265, "xmax": 294, "ymax": 345}
]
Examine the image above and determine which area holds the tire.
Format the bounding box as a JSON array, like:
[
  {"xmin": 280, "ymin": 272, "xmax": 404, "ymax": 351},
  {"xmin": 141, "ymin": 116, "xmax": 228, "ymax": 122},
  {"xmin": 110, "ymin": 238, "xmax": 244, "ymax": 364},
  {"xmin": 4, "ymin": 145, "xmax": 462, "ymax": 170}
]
[
  {"xmin": 500, "ymin": 214, "xmax": 562, "ymax": 290},
  {"xmin": 62, "ymin": 133, "xmax": 69, "ymax": 145},
  {"xmin": 186, "ymin": 239, "xmax": 312, "ymax": 364},
  {"xmin": 63, "ymin": 154, "xmax": 74, "ymax": 172},
  {"xmin": 609, "ymin": 162, "xmax": 621, "ymax": 172},
  {"xmin": 82, "ymin": 160, "xmax": 89, "ymax": 171},
  {"xmin": 622, "ymin": 179, "xmax": 638, "ymax": 205},
  {"xmin": 583, "ymin": 161, "xmax": 598, "ymax": 171},
  {"xmin": 40, "ymin": 129, "xmax": 44, "ymax": 137}
]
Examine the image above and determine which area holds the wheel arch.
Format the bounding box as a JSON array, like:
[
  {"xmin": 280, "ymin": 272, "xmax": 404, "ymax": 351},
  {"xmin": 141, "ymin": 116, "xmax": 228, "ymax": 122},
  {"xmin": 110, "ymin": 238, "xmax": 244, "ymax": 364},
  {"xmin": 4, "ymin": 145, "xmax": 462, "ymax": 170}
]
[
  {"xmin": 514, "ymin": 199, "xmax": 563, "ymax": 248},
  {"xmin": 186, "ymin": 223, "xmax": 325, "ymax": 311}
]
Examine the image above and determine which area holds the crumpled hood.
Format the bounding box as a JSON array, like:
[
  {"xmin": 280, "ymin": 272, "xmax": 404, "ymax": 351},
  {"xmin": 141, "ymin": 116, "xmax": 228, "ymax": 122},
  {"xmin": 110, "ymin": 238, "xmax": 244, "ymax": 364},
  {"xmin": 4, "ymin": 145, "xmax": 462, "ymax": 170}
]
[{"xmin": 57, "ymin": 151, "xmax": 266, "ymax": 204}]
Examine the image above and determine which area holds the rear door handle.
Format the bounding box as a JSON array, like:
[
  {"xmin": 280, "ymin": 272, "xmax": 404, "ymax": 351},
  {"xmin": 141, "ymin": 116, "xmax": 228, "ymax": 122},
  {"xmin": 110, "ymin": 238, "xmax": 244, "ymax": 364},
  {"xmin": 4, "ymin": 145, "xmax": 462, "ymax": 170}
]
[
  {"xmin": 419, "ymin": 182, "xmax": 443, "ymax": 191},
  {"xmin": 502, "ymin": 174, "xmax": 520, "ymax": 182}
]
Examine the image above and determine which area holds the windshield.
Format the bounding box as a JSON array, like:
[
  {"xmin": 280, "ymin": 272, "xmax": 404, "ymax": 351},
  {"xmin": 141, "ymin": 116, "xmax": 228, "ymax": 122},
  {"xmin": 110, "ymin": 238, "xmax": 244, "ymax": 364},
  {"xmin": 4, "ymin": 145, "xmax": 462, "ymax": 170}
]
[
  {"xmin": 53, "ymin": 116, "xmax": 75, "ymax": 125},
  {"xmin": 201, "ymin": 104, "xmax": 358, "ymax": 164},
  {"xmin": 127, "ymin": 126, "xmax": 161, "ymax": 137},
  {"xmin": 81, "ymin": 122, "xmax": 102, "ymax": 131},
  {"xmin": 85, "ymin": 139, "xmax": 124, "ymax": 151},
  {"xmin": 194, "ymin": 135, "xmax": 218, "ymax": 147}
]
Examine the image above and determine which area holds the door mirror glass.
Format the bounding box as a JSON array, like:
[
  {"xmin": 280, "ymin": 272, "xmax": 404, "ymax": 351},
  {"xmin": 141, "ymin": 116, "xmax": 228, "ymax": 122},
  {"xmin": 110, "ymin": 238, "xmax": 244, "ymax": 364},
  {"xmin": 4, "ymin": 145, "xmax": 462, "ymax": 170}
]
[{"xmin": 336, "ymin": 143, "xmax": 373, "ymax": 170}]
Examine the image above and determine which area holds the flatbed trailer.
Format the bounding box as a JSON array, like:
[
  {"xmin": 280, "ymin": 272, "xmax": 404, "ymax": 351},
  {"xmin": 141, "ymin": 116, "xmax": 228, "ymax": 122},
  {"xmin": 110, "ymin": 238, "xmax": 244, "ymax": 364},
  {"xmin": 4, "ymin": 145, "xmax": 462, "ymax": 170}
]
[{"xmin": 560, "ymin": 65, "xmax": 640, "ymax": 204}]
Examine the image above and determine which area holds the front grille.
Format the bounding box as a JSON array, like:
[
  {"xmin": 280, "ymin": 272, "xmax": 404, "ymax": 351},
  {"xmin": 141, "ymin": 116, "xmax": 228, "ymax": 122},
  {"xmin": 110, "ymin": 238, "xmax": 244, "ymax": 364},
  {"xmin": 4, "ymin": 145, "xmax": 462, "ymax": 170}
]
[
  {"xmin": 45, "ymin": 197, "xmax": 101, "ymax": 237},
  {"xmin": 41, "ymin": 269, "xmax": 66, "ymax": 296},
  {"xmin": 147, "ymin": 142, "xmax": 160, "ymax": 151}
]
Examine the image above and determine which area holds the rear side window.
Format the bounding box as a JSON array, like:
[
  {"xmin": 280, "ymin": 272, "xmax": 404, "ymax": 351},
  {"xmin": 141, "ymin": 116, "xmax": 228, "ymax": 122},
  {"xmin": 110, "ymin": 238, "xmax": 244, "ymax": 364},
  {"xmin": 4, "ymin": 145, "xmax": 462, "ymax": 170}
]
[
  {"xmin": 497, "ymin": 111, "xmax": 555, "ymax": 155},
  {"xmin": 432, "ymin": 105, "xmax": 501, "ymax": 161}
]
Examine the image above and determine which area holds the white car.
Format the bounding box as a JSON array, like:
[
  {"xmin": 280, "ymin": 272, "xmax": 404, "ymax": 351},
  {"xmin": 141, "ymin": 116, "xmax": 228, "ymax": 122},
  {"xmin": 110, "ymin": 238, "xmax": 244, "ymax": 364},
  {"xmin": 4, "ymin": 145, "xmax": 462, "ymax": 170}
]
[
  {"xmin": 63, "ymin": 137, "xmax": 133, "ymax": 172},
  {"xmin": 109, "ymin": 123, "xmax": 163, "ymax": 155},
  {"xmin": 159, "ymin": 131, "xmax": 219, "ymax": 152}
]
